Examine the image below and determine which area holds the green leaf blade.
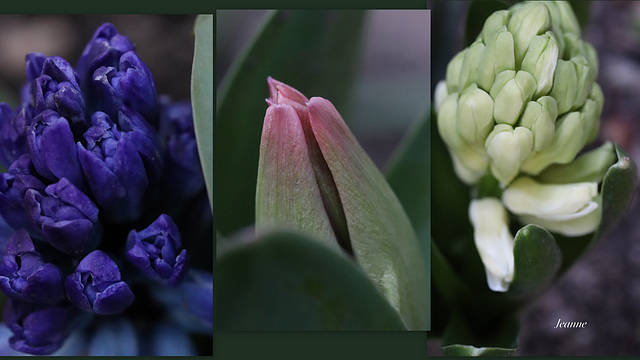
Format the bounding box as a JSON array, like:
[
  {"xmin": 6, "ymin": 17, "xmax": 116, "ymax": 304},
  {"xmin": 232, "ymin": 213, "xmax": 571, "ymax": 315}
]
[
  {"xmin": 216, "ymin": 230, "xmax": 407, "ymax": 331},
  {"xmin": 507, "ymin": 224, "xmax": 562, "ymax": 300},
  {"xmin": 191, "ymin": 14, "xmax": 213, "ymax": 212}
]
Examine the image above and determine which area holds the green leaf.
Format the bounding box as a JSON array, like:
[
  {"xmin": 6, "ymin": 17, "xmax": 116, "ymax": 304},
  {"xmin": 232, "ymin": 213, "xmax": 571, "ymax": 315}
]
[
  {"xmin": 216, "ymin": 230, "xmax": 407, "ymax": 331},
  {"xmin": 441, "ymin": 312, "xmax": 518, "ymax": 356},
  {"xmin": 596, "ymin": 143, "xmax": 638, "ymax": 238},
  {"xmin": 385, "ymin": 108, "xmax": 430, "ymax": 257},
  {"xmin": 216, "ymin": 10, "xmax": 366, "ymax": 236},
  {"xmin": 191, "ymin": 14, "xmax": 213, "ymax": 213},
  {"xmin": 507, "ymin": 224, "xmax": 562, "ymax": 300},
  {"xmin": 464, "ymin": 0, "xmax": 516, "ymax": 47}
]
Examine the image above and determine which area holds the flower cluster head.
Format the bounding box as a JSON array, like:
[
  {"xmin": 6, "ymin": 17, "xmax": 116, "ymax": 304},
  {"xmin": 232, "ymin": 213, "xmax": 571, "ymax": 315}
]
[
  {"xmin": 435, "ymin": 2, "xmax": 611, "ymax": 293},
  {"xmin": 0, "ymin": 23, "xmax": 211, "ymax": 355},
  {"xmin": 435, "ymin": 1, "xmax": 602, "ymax": 186}
]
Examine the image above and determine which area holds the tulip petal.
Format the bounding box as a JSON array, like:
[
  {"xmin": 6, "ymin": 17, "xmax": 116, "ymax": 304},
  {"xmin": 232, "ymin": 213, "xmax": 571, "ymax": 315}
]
[
  {"xmin": 255, "ymin": 104, "xmax": 340, "ymax": 252},
  {"xmin": 307, "ymin": 97, "xmax": 429, "ymax": 330}
]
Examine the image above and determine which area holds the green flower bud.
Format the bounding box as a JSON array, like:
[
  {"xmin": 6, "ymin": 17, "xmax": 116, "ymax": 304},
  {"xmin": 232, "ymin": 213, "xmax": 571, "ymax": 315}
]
[
  {"xmin": 480, "ymin": 10, "xmax": 511, "ymax": 43},
  {"xmin": 458, "ymin": 41, "xmax": 486, "ymax": 91},
  {"xmin": 521, "ymin": 111, "xmax": 584, "ymax": 174},
  {"xmin": 438, "ymin": 91, "xmax": 489, "ymax": 184},
  {"xmin": 457, "ymin": 85, "xmax": 495, "ymax": 144},
  {"xmin": 507, "ymin": 2, "xmax": 552, "ymax": 64},
  {"xmin": 519, "ymin": 96, "xmax": 558, "ymax": 151},
  {"xmin": 485, "ymin": 124, "xmax": 533, "ymax": 186},
  {"xmin": 571, "ymin": 55, "xmax": 594, "ymax": 109},
  {"xmin": 445, "ymin": 50, "xmax": 466, "ymax": 94},
  {"xmin": 581, "ymin": 83, "xmax": 604, "ymax": 143},
  {"xmin": 548, "ymin": 59, "xmax": 578, "ymax": 114},
  {"xmin": 490, "ymin": 70, "xmax": 536, "ymax": 125},
  {"xmin": 478, "ymin": 26, "xmax": 516, "ymax": 91},
  {"xmin": 546, "ymin": 0, "xmax": 581, "ymax": 36},
  {"xmin": 521, "ymin": 32, "xmax": 559, "ymax": 97}
]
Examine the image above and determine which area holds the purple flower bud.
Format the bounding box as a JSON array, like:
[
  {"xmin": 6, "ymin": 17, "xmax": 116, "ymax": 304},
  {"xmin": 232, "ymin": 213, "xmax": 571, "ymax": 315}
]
[
  {"xmin": 0, "ymin": 104, "xmax": 29, "ymax": 169},
  {"xmin": 158, "ymin": 98, "xmax": 204, "ymax": 201},
  {"xmin": 24, "ymin": 178, "xmax": 100, "ymax": 255},
  {"xmin": 25, "ymin": 53, "xmax": 46, "ymax": 84},
  {"xmin": 26, "ymin": 110, "xmax": 86, "ymax": 191},
  {"xmin": 78, "ymin": 112, "xmax": 148, "ymax": 222},
  {"xmin": 65, "ymin": 250, "xmax": 134, "ymax": 315},
  {"xmin": 4, "ymin": 299, "xmax": 76, "ymax": 355},
  {"xmin": 93, "ymin": 51, "xmax": 157, "ymax": 123},
  {"xmin": 76, "ymin": 23, "xmax": 135, "ymax": 91},
  {"xmin": 0, "ymin": 155, "xmax": 46, "ymax": 232},
  {"xmin": 33, "ymin": 57, "xmax": 86, "ymax": 129},
  {"xmin": 0, "ymin": 229, "xmax": 65, "ymax": 304},
  {"xmin": 117, "ymin": 107, "xmax": 163, "ymax": 182},
  {"xmin": 126, "ymin": 214, "xmax": 188, "ymax": 286}
]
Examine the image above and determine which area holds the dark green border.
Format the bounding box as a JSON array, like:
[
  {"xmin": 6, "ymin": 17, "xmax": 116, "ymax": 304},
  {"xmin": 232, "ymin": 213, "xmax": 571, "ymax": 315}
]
[{"xmin": 216, "ymin": 332, "xmax": 428, "ymax": 360}]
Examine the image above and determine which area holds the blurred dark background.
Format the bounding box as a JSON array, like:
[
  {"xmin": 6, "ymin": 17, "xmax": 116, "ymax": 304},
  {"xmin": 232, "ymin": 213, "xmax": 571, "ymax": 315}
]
[
  {"xmin": 0, "ymin": 15, "xmax": 197, "ymax": 106},
  {"xmin": 428, "ymin": 1, "xmax": 640, "ymax": 356},
  {"xmin": 217, "ymin": 10, "xmax": 430, "ymax": 170}
]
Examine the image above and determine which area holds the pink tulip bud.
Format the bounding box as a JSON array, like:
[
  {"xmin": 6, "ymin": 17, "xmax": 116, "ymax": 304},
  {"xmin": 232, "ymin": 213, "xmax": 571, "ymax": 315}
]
[{"xmin": 256, "ymin": 77, "xmax": 428, "ymax": 330}]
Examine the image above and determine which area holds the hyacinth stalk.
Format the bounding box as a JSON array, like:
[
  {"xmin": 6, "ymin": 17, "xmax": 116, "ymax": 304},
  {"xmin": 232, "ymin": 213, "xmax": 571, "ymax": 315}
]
[
  {"xmin": 256, "ymin": 77, "xmax": 428, "ymax": 330},
  {"xmin": 434, "ymin": 1, "xmax": 612, "ymax": 292}
]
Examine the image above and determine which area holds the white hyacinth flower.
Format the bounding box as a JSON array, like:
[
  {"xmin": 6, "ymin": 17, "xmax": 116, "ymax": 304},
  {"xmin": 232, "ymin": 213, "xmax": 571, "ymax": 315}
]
[{"xmin": 468, "ymin": 198, "xmax": 515, "ymax": 292}]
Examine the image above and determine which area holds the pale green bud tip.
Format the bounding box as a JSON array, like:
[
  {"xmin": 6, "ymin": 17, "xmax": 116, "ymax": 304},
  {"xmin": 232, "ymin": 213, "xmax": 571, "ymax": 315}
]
[
  {"xmin": 468, "ymin": 198, "xmax": 514, "ymax": 292},
  {"xmin": 457, "ymin": 86, "xmax": 494, "ymax": 144},
  {"xmin": 491, "ymin": 70, "xmax": 536, "ymax": 125},
  {"xmin": 485, "ymin": 125, "xmax": 533, "ymax": 186},
  {"xmin": 502, "ymin": 176, "xmax": 601, "ymax": 236}
]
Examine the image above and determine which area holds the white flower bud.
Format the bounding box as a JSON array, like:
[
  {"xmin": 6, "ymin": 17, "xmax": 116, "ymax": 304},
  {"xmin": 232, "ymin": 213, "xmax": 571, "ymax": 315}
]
[
  {"xmin": 469, "ymin": 198, "xmax": 515, "ymax": 292},
  {"xmin": 502, "ymin": 176, "xmax": 600, "ymax": 236}
]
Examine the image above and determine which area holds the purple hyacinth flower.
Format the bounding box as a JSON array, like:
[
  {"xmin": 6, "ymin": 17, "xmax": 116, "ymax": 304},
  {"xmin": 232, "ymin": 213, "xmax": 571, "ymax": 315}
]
[
  {"xmin": 26, "ymin": 109, "xmax": 86, "ymax": 191},
  {"xmin": 0, "ymin": 229, "xmax": 65, "ymax": 304},
  {"xmin": 158, "ymin": 97, "xmax": 205, "ymax": 201},
  {"xmin": 32, "ymin": 57, "xmax": 86, "ymax": 130},
  {"xmin": 65, "ymin": 250, "xmax": 134, "ymax": 315},
  {"xmin": 24, "ymin": 178, "xmax": 100, "ymax": 255},
  {"xmin": 76, "ymin": 23, "xmax": 135, "ymax": 90},
  {"xmin": 126, "ymin": 214, "xmax": 188, "ymax": 286},
  {"xmin": 4, "ymin": 299, "xmax": 76, "ymax": 355},
  {"xmin": 77, "ymin": 112, "xmax": 148, "ymax": 223},
  {"xmin": 117, "ymin": 107, "xmax": 163, "ymax": 182},
  {"xmin": 0, "ymin": 104, "xmax": 29, "ymax": 169},
  {"xmin": 25, "ymin": 53, "xmax": 46, "ymax": 84},
  {"xmin": 93, "ymin": 51, "xmax": 158, "ymax": 123},
  {"xmin": 0, "ymin": 154, "xmax": 46, "ymax": 233}
]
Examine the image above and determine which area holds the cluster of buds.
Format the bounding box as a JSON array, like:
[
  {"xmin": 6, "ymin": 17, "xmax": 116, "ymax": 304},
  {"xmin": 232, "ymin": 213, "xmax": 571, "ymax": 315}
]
[
  {"xmin": 0, "ymin": 23, "xmax": 211, "ymax": 354},
  {"xmin": 435, "ymin": 1, "xmax": 611, "ymax": 292}
]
